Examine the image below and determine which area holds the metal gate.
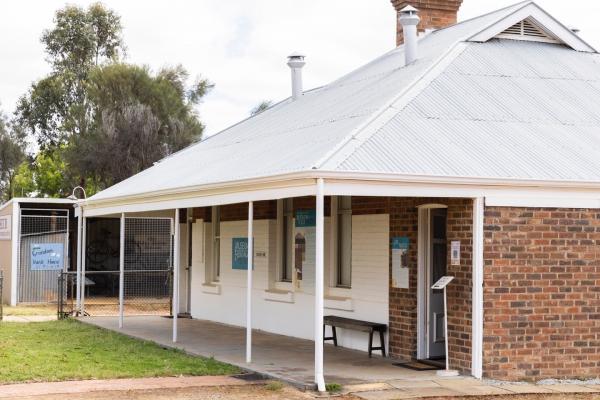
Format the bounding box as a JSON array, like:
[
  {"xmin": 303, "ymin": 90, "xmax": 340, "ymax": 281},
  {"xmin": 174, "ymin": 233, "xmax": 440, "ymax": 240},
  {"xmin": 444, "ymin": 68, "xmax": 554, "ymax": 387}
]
[
  {"xmin": 80, "ymin": 216, "xmax": 173, "ymax": 316},
  {"xmin": 18, "ymin": 209, "xmax": 69, "ymax": 303},
  {"xmin": 124, "ymin": 217, "xmax": 173, "ymax": 315}
]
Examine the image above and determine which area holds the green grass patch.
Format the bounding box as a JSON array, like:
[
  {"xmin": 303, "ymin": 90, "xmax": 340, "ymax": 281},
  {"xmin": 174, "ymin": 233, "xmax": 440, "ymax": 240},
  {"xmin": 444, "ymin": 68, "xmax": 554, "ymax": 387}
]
[
  {"xmin": 326, "ymin": 382, "xmax": 342, "ymax": 393},
  {"xmin": 0, "ymin": 319, "xmax": 239, "ymax": 384},
  {"xmin": 265, "ymin": 381, "xmax": 284, "ymax": 391},
  {"xmin": 4, "ymin": 305, "xmax": 56, "ymax": 316}
]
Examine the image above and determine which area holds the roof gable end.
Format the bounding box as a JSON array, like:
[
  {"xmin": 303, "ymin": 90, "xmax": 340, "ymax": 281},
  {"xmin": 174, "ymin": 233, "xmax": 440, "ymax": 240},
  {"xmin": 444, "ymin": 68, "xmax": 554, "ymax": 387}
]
[{"xmin": 468, "ymin": 2, "xmax": 596, "ymax": 52}]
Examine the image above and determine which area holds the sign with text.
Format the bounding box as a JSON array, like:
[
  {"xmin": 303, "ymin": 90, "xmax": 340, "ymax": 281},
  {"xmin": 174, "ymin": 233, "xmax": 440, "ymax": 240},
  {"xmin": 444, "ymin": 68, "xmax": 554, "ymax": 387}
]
[
  {"xmin": 295, "ymin": 209, "xmax": 316, "ymax": 228},
  {"xmin": 432, "ymin": 276, "xmax": 455, "ymax": 290},
  {"xmin": 391, "ymin": 237, "xmax": 409, "ymax": 289},
  {"xmin": 0, "ymin": 215, "xmax": 11, "ymax": 240},
  {"xmin": 451, "ymin": 241, "xmax": 460, "ymax": 265},
  {"xmin": 232, "ymin": 237, "xmax": 249, "ymax": 270},
  {"xmin": 31, "ymin": 243, "xmax": 64, "ymax": 271}
]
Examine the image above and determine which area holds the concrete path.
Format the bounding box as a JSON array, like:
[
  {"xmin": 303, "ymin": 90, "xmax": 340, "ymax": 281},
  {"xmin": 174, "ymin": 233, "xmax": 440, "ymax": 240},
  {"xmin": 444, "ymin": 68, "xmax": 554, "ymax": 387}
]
[
  {"xmin": 347, "ymin": 378, "xmax": 600, "ymax": 399},
  {"xmin": 1, "ymin": 315, "xmax": 57, "ymax": 323},
  {"xmin": 0, "ymin": 376, "xmax": 255, "ymax": 398}
]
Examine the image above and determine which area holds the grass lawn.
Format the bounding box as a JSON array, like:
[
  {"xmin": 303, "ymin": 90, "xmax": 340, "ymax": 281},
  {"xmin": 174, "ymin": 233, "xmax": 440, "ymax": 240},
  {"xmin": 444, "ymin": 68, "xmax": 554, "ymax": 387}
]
[
  {"xmin": 3, "ymin": 304, "xmax": 57, "ymax": 316},
  {"xmin": 0, "ymin": 319, "xmax": 239, "ymax": 384}
]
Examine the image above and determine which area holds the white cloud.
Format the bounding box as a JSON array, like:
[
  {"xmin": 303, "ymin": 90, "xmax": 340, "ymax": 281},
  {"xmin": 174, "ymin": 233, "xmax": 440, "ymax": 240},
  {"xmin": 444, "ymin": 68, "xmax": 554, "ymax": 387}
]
[{"xmin": 1, "ymin": 0, "xmax": 599, "ymax": 137}]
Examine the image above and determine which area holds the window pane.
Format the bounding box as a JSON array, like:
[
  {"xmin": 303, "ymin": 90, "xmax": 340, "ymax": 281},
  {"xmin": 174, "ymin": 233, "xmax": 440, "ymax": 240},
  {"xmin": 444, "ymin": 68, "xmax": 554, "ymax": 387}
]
[{"xmin": 337, "ymin": 197, "xmax": 352, "ymax": 288}]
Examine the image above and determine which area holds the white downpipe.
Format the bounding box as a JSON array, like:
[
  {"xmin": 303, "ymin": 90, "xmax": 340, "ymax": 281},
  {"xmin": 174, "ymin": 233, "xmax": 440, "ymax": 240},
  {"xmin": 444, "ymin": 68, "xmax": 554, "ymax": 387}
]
[
  {"xmin": 173, "ymin": 209, "xmax": 180, "ymax": 343},
  {"xmin": 81, "ymin": 216, "xmax": 87, "ymax": 314},
  {"xmin": 472, "ymin": 197, "xmax": 485, "ymax": 378},
  {"xmin": 75, "ymin": 207, "xmax": 82, "ymax": 314},
  {"xmin": 10, "ymin": 204, "xmax": 19, "ymax": 306},
  {"xmin": 314, "ymin": 179, "xmax": 326, "ymax": 392},
  {"xmin": 246, "ymin": 201, "xmax": 254, "ymax": 363},
  {"xmin": 119, "ymin": 213, "xmax": 125, "ymax": 328}
]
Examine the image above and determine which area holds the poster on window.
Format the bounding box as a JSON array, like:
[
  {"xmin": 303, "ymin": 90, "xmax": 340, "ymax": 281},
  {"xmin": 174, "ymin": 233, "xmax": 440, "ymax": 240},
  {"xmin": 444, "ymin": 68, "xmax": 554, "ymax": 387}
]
[
  {"xmin": 294, "ymin": 209, "xmax": 315, "ymax": 283},
  {"xmin": 451, "ymin": 240, "xmax": 461, "ymax": 266},
  {"xmin": 391, "ymin": 237, "xmax": 409, "ymax": 289},
  {"xmin": 0, "ymin": 215, "xmax": 10, "ymax": 240},
  {"xmin": 31, "ymin": 243, "xmax": 64, "ymax": 271}
]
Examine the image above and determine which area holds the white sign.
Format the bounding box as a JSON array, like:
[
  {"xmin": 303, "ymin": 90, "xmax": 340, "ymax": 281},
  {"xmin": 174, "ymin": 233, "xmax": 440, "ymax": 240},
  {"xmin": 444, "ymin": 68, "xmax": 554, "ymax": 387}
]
[
  {"xmin": 432, "ymin": 276, "xmax": 454, "ymax": 290},
  {"xmin": 31, "ymin": 243, "xmax": 64, "ymax": 271},
  {"xmin": 451, "ymin": 240, "xmax": 460, "ymax": 265},
  {"xmin": 0, "ymin": 215, "xmax": 11, "ymax": 240}
]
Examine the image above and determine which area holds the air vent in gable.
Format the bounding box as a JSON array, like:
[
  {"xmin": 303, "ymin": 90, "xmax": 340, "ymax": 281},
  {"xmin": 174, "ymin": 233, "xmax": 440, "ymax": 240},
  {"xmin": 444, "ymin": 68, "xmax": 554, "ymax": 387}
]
[{"xmin": 496, "ymin": 18, "xmax": 560, "ymax": 43}]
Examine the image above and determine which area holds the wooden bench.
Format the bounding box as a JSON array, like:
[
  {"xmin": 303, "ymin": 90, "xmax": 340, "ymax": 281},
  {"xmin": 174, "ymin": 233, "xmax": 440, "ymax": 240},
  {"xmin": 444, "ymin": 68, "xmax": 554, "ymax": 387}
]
[{"xmin": 323, "ymin": 315, "xmax": 387, "ymax": 357}]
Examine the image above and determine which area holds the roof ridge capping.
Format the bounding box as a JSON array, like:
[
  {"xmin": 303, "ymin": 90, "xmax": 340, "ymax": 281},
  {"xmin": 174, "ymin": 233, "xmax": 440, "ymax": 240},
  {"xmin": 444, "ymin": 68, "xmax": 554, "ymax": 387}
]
[{"xmin": 467, "ymin": 1, "xmax": 596, "ymax": 53}]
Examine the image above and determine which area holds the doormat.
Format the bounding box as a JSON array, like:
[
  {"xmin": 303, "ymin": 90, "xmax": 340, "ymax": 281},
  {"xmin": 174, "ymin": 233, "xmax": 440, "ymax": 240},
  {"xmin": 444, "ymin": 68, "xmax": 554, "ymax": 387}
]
[{"xmin": 393, "ymin": 361, "xmax": 442, "ymax": 371}]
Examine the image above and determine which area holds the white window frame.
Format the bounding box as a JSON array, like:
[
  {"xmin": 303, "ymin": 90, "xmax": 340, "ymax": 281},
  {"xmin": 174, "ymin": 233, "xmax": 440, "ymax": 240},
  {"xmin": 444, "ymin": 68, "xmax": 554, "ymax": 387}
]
[
  {"xmin": 276, "ymin": 199, "xmax": 294, "ymax": 286},
  {"xmin": 330, "ymin": 196, "xmax": 352, "ymax": 289},
  {"xmin": 210, "ymin": 206, "xmax": 220, "ymax": 283}
]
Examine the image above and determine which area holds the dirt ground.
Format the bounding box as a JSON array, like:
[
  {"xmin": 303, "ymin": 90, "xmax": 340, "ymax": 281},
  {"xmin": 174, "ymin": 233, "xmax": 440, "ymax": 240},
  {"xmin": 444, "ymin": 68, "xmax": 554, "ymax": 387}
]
[{"xmin": 9, "ymin": 385, "xmax": 600, "ymax": 400}]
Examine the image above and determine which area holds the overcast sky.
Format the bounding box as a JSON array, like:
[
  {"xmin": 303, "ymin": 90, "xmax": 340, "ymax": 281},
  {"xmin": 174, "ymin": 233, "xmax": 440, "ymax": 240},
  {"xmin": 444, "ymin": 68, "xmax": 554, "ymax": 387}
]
[{"xmin": 1, "ymin": 0, "xmax": 600, "ymax": 137}]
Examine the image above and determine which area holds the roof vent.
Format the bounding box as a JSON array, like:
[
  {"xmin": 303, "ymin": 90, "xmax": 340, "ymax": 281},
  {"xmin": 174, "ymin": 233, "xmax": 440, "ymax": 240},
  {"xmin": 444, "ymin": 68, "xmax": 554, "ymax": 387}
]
[
  {"xmin": 399, "ymin": 5, "xmax": 420, "ymax": 65},
  {"xmin": 287, "ymin": 52, "xmax": 306, "ymax": 101},
  {"xmin": 496, "ymin": 18, "xmax": 559, "ymax": 43}
]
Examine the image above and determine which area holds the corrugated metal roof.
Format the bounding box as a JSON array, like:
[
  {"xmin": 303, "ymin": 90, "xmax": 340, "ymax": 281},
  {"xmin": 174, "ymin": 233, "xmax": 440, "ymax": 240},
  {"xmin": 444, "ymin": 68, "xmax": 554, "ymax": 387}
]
[
  {"xmin": 90, "ymin": 1, "xmax": 600, "ymax": 203},
  {"xmin": 337, "ymin": 39, "xmax": 600, "ymax": 180}
]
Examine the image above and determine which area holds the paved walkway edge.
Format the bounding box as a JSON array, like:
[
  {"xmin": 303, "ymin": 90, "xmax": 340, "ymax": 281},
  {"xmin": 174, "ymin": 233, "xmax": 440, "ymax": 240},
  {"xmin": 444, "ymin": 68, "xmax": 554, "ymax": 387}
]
[{"xmin": 0, "ymin": 376, "xmax": 253, "ymax": 398}]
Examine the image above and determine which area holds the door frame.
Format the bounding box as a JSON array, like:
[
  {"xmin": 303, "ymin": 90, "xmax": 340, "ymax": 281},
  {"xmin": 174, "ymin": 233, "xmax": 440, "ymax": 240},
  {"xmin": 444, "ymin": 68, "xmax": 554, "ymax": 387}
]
[{"xmin": 416, "ymin": 204, "xmax": 448, "ymax": 360}]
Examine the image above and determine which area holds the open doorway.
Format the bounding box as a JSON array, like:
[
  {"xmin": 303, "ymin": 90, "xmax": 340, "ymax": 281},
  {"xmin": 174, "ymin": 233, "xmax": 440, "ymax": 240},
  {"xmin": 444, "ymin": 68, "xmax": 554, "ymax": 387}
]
[{"xmin": 417, "ymin": 205, "xmax": 448, "ymax": 366}]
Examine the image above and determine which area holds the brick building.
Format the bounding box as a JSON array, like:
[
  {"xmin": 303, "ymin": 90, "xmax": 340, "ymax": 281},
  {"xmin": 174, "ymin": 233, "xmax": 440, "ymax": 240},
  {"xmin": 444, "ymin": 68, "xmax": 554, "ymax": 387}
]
[{"xmin": 77, "ymin": 0, "xmax": 600, "ymax": 388}]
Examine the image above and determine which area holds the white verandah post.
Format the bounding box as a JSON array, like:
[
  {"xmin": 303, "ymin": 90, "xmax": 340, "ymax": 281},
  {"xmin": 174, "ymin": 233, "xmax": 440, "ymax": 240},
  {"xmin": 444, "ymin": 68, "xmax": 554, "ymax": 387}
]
[
  {"xmin": 246, "ymin": 201, "xmax": 254, "ymax": 363},
  {"xmin": 472, "ymin": 197, "xmax": 484, "ymax": 378},
  {"xmin": 75, "ymin": 206, "xmax": 83, "ymax": 314},
  {"xmin": 173, "ymin": 208, "xmax": 180, "ymax": 343},
  {"xmin": 314, "ymin": 179, "xmax": 326, "ymax": 392},
  {"xmin": 119, "ymin": 213, "xmax": 125, "ymax": 328},
  {"xmin": 80, "ymin": 216, "xmax": 87, "ymax": 314}
]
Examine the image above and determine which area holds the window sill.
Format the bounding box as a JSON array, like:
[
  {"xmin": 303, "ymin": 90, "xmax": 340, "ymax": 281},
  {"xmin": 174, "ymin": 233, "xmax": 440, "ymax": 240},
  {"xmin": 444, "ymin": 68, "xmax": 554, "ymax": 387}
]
[
  {"xmin": 201, "ymin": 283, "xmax": 221, "ymax": 295},
  {"xmin": 328, "ymin": 286, "xmax": 352, "ymax": 298},
  {"xmin": 274, "ymin": 281, "xmax": 293, "ymax": 291},
  {"xmin": 263, "ymin": 289, "xmax": 294, "ymax": 304},
  {"xmin": 324, "ymin": 295, "xmax": 353, "ymax": 311}
]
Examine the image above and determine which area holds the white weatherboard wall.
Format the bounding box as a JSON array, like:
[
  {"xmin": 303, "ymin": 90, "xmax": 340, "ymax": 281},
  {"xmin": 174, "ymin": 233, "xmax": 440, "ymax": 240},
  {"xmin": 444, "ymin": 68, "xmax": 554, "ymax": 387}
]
[{"xmin": 189, "ymin": 214, "xmax": 389, "ymax": 353}]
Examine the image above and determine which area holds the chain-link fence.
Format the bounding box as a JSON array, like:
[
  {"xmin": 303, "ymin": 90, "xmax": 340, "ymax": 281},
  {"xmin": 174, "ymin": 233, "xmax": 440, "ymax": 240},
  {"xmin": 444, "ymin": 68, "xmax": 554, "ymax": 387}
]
[
  {"xmin": 0, "ymin": 271, "xmax": 3, "ymax": 321},
  {"xmin": 72, "ymin": 217, "xmax": 174, "ymax": 317},
  {"xmin": 19, "ymin": 209, "xmax": 69, "ymax": 304}
]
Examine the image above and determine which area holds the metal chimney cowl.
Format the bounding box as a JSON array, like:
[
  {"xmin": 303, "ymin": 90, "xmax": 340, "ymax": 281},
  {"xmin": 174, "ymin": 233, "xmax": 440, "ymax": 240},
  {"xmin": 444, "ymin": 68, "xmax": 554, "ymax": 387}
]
[
  {"xmin": 399, "ymin": 6, "xmax": 420, "ymax": 65},
  {"xmin": 287, "ymin": 52, "xmax": 306, "ymax": 100}
]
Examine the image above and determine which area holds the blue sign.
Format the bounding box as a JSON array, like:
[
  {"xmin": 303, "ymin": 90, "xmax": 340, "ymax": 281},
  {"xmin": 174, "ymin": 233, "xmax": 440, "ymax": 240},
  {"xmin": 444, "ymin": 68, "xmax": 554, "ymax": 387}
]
[
  {"xmin": 295, "ymin": 209, "xmax": 316, "ymax": 227},
  {"xmin": 232, "ymin": 238, "xmax": 249, "ymax": 270},
  {"xmin": 31, "ymin": 243, "xmax": 64, "ymax": 271},
  {"xmin": 391, "ymin": 237, "xmax": 410, "ymax": 250}
]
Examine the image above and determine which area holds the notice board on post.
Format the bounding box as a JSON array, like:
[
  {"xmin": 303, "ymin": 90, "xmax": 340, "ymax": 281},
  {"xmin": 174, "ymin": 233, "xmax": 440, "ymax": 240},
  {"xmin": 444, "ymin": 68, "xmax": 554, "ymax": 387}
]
[{"xmin": 391, "ymin": 237, "xmax": 409, "ymax": 289}]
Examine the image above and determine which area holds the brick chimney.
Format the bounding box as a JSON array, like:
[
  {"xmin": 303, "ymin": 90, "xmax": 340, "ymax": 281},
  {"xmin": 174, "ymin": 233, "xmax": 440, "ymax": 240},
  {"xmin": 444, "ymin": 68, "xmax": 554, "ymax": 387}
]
[{"xmin": 391, "ymin": 0, "xmax": 463, "ymax": 46}]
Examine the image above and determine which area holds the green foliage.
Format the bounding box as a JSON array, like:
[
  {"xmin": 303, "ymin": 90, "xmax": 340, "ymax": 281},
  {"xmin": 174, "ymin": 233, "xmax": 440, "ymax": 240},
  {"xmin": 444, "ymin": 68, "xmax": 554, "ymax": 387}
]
[
  {"xmin": 0, "ymin": 113, "xmax": 27, "ymax": 202},
  {"xmin": 251, "ymin": 100, "xmax": 273, "ymax": 116},
  {"xmin": 265, "ymin": 381, "xmax": 284, "ymax": 391},
  {"xmin": 0, "ymin": 320, "xmax": 239, "ymax": 383},
  {"xmin": 13, "ymin": 2, "xmax": 210, "ymax": 197},
  {"xmin": 326, "ymin": 383, "xmax": 342, "ymax": 393}
]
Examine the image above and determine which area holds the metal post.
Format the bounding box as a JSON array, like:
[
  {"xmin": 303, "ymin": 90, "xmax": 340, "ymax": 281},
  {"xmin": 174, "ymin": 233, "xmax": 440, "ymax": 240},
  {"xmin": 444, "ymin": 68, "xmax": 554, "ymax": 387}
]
[
  {"xmin": 75, "ymin": 207, "xmax": 82, "ymax": 314},
  {"xmin": 173, "ymin": 209, "xmax": 180, "ymax": 343},
  {"xmin": 246, "ymin": 202, "xmax": 254, "ymax": 363},
  {"xmin": 314, "ymin": 179, "xmax": 326, "ymax": 392},
  {"xmin": 80, "ymin": 216, "xmax": 87, "ymax": 314},
  {"xmin": 444, "ymin": 286, "xmax": 449, "ymax": 372},
  {"xmin": 119, "ymin": 213, "xmax": 125, "ymax": 328}
]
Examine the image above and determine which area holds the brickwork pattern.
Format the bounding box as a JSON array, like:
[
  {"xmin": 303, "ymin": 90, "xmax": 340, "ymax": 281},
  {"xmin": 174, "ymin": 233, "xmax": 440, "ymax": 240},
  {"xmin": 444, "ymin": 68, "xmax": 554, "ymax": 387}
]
[
  {"xmin": 391, "ymin": 0, "xmax": 463, "ymax": 45},
  {"xmin": 483, "ymin": 207, "xmax": 600, "ymax": 381}
]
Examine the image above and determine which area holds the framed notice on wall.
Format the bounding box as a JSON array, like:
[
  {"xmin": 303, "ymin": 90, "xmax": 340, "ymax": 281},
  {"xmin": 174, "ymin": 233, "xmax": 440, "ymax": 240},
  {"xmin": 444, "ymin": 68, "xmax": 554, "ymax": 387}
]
[
  {"xmin": 0, "ymin": 215, "xmax": 10, "ymax": 240},
  {"xmin": 391, "ymin": 237, "xmax": 409, "ymax": 289}
]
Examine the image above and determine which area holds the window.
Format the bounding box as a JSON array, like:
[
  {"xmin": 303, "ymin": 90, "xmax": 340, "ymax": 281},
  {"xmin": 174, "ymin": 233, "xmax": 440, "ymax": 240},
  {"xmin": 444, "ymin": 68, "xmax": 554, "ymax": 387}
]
[
  {"xmin": 278, "ymin": 199, "xmax": 294, "ymax": 282},
  {"xmin": 211, "ymin": 206, "xmax": 220, "ymax": 282},
  {"xmin": 335, "ymin": 196, "xmax": 352, "ymax": 288}
]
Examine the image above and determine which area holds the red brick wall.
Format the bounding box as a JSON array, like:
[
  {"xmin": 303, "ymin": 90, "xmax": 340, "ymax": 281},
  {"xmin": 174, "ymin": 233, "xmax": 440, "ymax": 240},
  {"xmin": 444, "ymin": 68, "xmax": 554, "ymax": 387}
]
[
  {"xmin": 391, "ymin": 0, "xmax": 463, "ymax": 45},
  {"xmin": 483, "ymin": 207, "xmax": 600, "ymax": 381}
]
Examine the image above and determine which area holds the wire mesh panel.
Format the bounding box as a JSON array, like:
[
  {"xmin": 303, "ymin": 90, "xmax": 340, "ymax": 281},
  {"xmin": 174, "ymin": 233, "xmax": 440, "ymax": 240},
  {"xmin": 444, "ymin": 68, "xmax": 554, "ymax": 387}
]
[
  {"xmin": 124, "ymin": 217, "xmax": 173, "ymax": 315},
  {"xmin": 18, "ymin": 210, "xmax": 69, "ymax": 304}
]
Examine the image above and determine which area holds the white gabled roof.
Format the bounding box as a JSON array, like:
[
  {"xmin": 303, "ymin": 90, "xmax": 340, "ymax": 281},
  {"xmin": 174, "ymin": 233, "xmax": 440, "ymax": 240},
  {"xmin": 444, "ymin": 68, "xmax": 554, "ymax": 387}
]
[{"xmin": 89, "ymin": 1, "xmax": 600, "ymax": 204}]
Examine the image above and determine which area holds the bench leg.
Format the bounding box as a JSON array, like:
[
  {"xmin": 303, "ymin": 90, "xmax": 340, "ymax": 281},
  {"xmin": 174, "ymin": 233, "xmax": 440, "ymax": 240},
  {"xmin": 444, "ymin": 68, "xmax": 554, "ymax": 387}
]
[
  {"xmin": 379, "ymin": 330, "xmax": 386, "ymax": 357},
  {"xmin": 368, "ymin": 331, "xmax": 373, "ymax": 358},
  {"xmin": 332, "ymin": 326, "xmax": 338, "ymax": 346}
]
